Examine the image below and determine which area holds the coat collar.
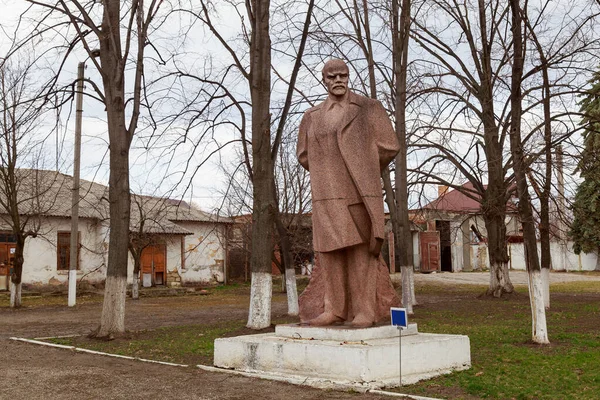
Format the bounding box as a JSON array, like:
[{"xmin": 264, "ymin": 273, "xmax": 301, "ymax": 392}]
[{"xmin": 314, "ymin": 91, "xmax": 363, "ymax": 132}]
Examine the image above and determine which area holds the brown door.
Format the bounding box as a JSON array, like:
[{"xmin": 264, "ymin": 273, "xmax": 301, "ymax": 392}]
[
  {"xmin": 141, "ymin": 245, "xmax": 166, "ymax": 286},
  {"xmin": 419, "ymin": 231, "xmax": 440, "ymax": 273},
  {"xmin": 0, "ymin": 244, "xmax": 15, "ymax": 290}
]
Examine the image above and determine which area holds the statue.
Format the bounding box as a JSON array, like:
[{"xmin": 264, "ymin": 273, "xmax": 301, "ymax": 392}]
[{"xmin": 297, "ymin": 59, "xmax": 401, "ymax": 327}]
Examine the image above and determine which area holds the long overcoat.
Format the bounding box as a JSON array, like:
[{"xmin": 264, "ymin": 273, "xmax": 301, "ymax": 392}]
[{"xmin": 297, "ymin": 91, "xmax": 400, "ymax": 252}]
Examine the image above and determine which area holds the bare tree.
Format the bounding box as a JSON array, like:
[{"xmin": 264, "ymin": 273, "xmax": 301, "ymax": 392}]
[
  {"xmin": 508, "ymin": 0, "xmax": 548, "ymax": 344},
  {"xmin": 26, "ymin": 0, "xmax": 165, "ymax": 337},
  {"xmin": 409, "ymin": 0, "xmax": 599, "ymax": 296},
  {"xmin": 392, "ymin": 0, "xmax": 417, "ymax": 313},
  {"xmin": 128, "ymin": 194, "xmax": 170, "ymax": 300},
  {"xmin": 409, "ymin": 0, "xmax": 516, "ymax": 297},
  {"xmin": 180, "ymin": 0, "xmax": 316, "ymax": 327},
  {"xmin": 0, "ymin": 51, "xmax": 66, "ymax": 307}
]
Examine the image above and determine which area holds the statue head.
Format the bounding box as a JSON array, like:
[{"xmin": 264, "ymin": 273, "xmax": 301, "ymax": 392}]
[{"xmin": 322, "ymin": 59, "xmax": 349, "ymax": 99}]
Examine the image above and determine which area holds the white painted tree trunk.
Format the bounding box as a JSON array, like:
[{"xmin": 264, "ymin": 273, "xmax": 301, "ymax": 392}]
[
  {"xmin": 131, "ymin": 276, "xmax": 139, "ymax": 300},
  {"xmin": 285, "ymin": 268, "xmax": 299, "ymax": 316},
  {"xmin": 9, "ymin": 281, "xmax": 21, "ymax": 308},
  {"xmin": 247, "ymin": 271, "xmax": 272, "ymax": 329},
  {"xmin": 488, "ymin": 261, "xmax": 513, "ymax": 297},
  {"xmin": 408, "ymin": 266, "xmax": 417, "ymax": 306},
  {"xmin": 97, "ymin": 275, "xmax": 127, "ymax": 337},
  {"xmin": 401, "ymin": 265, "xmax": 414, "ymax": 315},
  {"xmin": 68, "ymin": 269, "xmax": 77, "ymax": 307},
  {"xmin": 541, "ymin": 267, "xmax": 550, "ymax": 309},
  {"xmin": 527, "ymin": 269, "xmax": 549, "ymax": 344}
]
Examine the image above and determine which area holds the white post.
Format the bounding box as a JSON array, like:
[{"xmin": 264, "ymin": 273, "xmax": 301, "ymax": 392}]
[{"xmin": 68, "ymin": 62, "xmax": 84, "ymax": 307}]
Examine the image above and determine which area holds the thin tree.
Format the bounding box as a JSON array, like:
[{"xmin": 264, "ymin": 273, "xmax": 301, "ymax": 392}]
[
  {"xmin": 508, "ymin": 0, "xmax": 548, "ymax": 344},
  {"xmin": 0, "ymin": 59, "xmax": 52, "ymax": 307},
  {"xmin": 27, "ymin": 0, "xmax": 164, "ymax": 337},
  {"xmin": 392, "ymin": 0, "xmax": 416, "ymax": 313}
]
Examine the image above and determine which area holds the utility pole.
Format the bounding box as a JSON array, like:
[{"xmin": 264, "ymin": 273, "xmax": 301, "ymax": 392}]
[{"xmin": 68, "ymin": 62, "xmax": 84, "ymax": 307}]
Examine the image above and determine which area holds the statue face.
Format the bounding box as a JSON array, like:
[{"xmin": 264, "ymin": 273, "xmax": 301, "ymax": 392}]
[{"xmin": 323, "ymin": 67, "xmax": 349, "ymax": 98}]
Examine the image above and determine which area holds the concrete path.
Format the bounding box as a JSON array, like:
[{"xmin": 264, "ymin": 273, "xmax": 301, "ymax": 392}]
[{"xmin": 391, "ymin": 270, "xmax": 600, "ymax": 286}]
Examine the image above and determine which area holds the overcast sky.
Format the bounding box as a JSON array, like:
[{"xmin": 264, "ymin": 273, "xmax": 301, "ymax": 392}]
[{"xmin": 1, "ymin": 0, "xmax": 597, "ymax": 214}]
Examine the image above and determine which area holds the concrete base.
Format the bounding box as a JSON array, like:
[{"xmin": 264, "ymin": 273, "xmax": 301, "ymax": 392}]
[{"xmin": 214, "ymin": 323, "xmax": 470, "ymax": 389}]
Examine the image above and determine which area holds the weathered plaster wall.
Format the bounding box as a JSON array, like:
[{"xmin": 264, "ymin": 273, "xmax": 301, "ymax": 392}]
[
  {"xmin": 20, "ymin": 217, "xmax": 106, "ymax": 286},
  {"xmin": 509, "ymin": 241, "xmax": 598, "ymax": 272},
  {"xmin": 3, "ymin": 212, "xmax": 230, "ymax": 288},
  {"xmin": 175, "ymin": 221, "xmax": 227, "ymax": 284}
]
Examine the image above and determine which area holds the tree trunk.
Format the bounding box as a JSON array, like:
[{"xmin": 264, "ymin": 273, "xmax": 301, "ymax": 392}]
[
  {"xmin": 408, "ymin": 264, "xmax": 417, "ymax": 305},
  {"xmin": 541, "ymin": 267, "xmax": 550, "ymax": 308},
  {"xmin": 528, "ymin": 269, "xmax": 549, "ymax": 343},
  {"xmin": 247, "ymin": 0, "xmax": 274, "ymax": 330},
  {"xmin": 539, "ymin": 46, "xmax": 552, "ymax": 309},
  {"xmin": 9, "ymin": 237, "xmax": 25, "ymax": 308},
  {"xmin": 392, "ymin": 0, "xmax": 415, "ymax": 314},
  {"xmin": 98, "ymin": 275, "xmax": 127, "ymax": 337},
  {"xmin": 132, "ymin": 256, "xmax": 141, "ymax": 300},
  {"xmin": 95, "ymin": 0, "xmax": 132, "ymax": 338},
  {"xmin": 285, "ymin": 267, "xmax": 299, "ymax": 316},
  {"xmin": 273, "ymin": 209, "xmax": 298, "ymax": 316},
  {"xmin": 132, "ymin": 275, "xmax": 139, "ymax": 300},
  {"xmin": 9, "ymin": 280, "xmax": 22, "ymax": 308},
  {"xmin": 97, "ymin": 123, "xmax": 130, "ymax": 337},
  {"xmin": 484, "ymin": 209, "xmax": 513, "ymax": 297},
  {"xmin": 509, "ymin": 0, "xmax": 548, "ymax": 344}
]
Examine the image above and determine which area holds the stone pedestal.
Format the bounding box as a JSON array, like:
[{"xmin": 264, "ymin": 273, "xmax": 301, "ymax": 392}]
[{"xmin": 213, "ymin": 323, "xmax": 470, "ymax": 389}]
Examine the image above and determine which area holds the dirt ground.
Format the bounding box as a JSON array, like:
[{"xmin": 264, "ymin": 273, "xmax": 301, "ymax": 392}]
[
  {"xmin": 0, "ymin": 289, "xmax": 393, "ymax": 400},
  {"xmin": 1, "ymin": 271, "xmax": 598, "ymax": 400}
]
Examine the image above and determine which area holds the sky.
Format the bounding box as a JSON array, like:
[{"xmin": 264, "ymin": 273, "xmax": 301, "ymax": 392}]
[
  {"xmin": 0, "ymin": 1, "xmax": 246, "ymax": 213},
  {"xmin": 1, "ymin": 0, "xmax": 598, "ymax": 215}
]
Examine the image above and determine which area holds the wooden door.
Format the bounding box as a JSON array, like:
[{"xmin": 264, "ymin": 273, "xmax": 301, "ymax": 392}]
[
  {"xmin": 141, "ymin": 245, "xmax": 166, "ymax": 286},
  {"xmin": 419, "ymin": 231, "xmax": 440, "ymax": 273},
  {"xmin": 0, "ymin": 244, "xmax": 15, "ymax": 290}
]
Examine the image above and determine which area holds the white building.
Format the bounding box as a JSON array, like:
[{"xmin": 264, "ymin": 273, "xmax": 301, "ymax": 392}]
[{"xmin": 0, "ymin": 169, "xmax": 231, "ymax": 290}]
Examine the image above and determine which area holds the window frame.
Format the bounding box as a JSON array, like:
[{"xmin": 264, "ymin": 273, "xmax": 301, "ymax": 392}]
[{"xmin": 57, "ymin": 231, "xmax": 81, "ymax": 271}]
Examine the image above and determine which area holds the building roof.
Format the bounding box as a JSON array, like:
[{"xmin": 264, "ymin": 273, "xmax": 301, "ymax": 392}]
[
  {"xmin": 0, "ymin": 169, "xmax": 229, "ymax": 235},
  {"xmin": 419, "ymin": 183, "xmax": 482, "ymax": 213},
  {"xmin": 418, "ymin": 182, "xmax": 517, "ymax": 214}
]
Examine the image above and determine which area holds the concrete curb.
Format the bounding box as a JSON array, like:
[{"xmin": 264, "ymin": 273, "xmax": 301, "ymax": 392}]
[
  {"xmin": 197, "ymin": 364, "xmax": 444, "ymax": 399},
  {"xmin": 370, "ymin": 389, "xmax": 445, "ymax": 400},
  {"xmin": 9, "ymin": 337, "xmax": 189, "ymax": 368},
  {"xmin": 9, "ymin": 337, "xmax": 443, "ymax": 399}
]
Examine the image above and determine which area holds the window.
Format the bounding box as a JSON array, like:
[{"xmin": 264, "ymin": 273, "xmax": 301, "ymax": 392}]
[
  {"xmin": 57, "ymin": 232, "xmax": 80, "ymax": 270},
  {"xmin": 0, "ymin": 232, "xmax": 16, "ymax": 243}
]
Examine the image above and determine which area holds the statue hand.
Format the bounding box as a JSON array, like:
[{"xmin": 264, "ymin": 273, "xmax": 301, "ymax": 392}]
[{"xmin": 369, "ymin": 237, "xmax": 383, "ymax": 256}]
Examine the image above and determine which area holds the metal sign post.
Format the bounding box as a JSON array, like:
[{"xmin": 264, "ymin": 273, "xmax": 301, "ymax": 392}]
[{"xmin": 391, "ymin": 307, "xmax": 408, "ymax": 387}]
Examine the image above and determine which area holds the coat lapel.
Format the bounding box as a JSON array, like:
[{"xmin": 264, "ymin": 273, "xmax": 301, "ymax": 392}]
[{"xmin": 338, "ymin": 93, "xmax": 361, "ymax": 134}]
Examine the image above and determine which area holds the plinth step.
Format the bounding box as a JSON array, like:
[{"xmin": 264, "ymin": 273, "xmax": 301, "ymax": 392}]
[{"xmin": 214, "ymin": 325, "xmax": 471, "ymax": 388}]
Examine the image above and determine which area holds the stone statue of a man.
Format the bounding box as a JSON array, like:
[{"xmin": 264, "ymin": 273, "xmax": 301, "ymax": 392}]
[{"xmin": 297, "ymin": 59, "xmax": 401, "ymax": 327}]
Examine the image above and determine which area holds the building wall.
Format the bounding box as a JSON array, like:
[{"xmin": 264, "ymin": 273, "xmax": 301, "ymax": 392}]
[
  {"xmin": 19, "ymin": 217, "xmax": 107, "ymax": 287},
  {"xmin": 468, "ymin": 241, "xmax": 598, "ymax": 272},
  {"xmin": 176, "ymin": 221, "xmax": 227, "ymax": 284},
  {"xmin": 509, "ymin": 241, "xmax": 598, "ymax": 272},
  {"xmin": 2, "ymin": 217, "xmax": 228, "ymax": 288}
]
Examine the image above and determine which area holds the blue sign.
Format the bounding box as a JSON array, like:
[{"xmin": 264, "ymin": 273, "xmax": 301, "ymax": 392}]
[{"xmin": 390, "ymin": 307, "xmax": 408, "ymax": 328}]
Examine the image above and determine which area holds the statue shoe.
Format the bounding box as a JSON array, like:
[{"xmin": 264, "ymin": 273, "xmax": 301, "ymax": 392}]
[
  {"xmin": 308, "ymin": 312, "xmax": 344, "ymax": 326},
  {"xmin": 350, "ymin": 314, "xmax": 375, "ymax": 328}
]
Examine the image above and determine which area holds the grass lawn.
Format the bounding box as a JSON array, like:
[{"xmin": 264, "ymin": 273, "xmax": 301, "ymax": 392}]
[{"xmin": 45, "ymin": 279, "xmax": 600, "ymax": 400}]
